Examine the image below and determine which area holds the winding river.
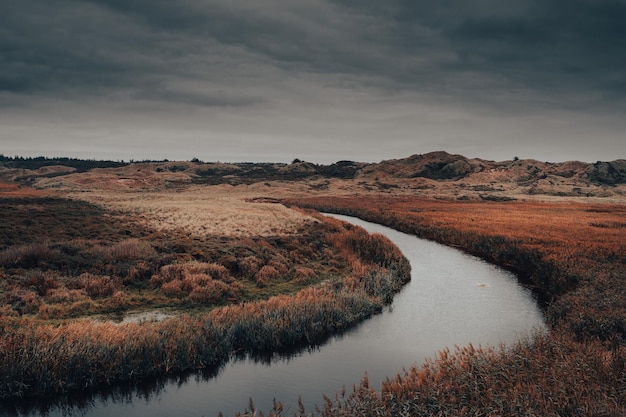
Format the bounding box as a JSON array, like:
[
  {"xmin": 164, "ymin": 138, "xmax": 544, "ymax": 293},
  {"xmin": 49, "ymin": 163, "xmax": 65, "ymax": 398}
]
[{"xmin": 6, "ymin": 214, "xmax": 546, "ymax": 417}]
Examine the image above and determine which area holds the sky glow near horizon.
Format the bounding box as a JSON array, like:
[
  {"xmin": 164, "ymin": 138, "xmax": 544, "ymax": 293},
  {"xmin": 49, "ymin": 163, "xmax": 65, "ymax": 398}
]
[{"xmin": 1, "ymin": 0, "xmax": 625, "ymax": 164}]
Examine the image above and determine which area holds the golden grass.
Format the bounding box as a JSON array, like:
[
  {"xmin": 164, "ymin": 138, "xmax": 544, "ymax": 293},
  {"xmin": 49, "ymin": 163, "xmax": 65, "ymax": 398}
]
[{"xmin": 73, "ymin": 186, "xmax": 317, "ymax": 237}]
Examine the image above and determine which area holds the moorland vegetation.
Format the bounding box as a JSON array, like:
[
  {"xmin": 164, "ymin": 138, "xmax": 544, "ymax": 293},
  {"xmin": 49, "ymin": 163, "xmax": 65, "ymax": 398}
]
[
  {"xmin": 284, "ymin": 196, "xmax": 626, "ymax": 416},
  {"xmin": 0, "ymin": 151, "xmax": 625, "ymax": 416},
  {"xmin": 0, "ymin": 195, "xmax": 409, "ymax": 399}
]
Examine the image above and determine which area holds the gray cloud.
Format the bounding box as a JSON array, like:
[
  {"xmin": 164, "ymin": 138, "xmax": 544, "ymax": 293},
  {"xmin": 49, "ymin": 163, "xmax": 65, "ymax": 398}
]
[
  {"xmin": 445, "ymin": 1, "xmax": 626, "ymax": 95},
  {"xmin": 5, "ymin": 0, "xmax": 624, "ymax": 103},
  {"xmin": 1, "ymin": 0, "xmax": 624, "ymax": 163}
]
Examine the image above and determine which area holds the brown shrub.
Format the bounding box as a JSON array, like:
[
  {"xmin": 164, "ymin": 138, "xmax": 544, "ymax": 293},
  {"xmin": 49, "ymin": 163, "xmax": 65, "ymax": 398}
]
[
  {"xmin": 204, "ymin": 263, "xmax": 233, "ymax": 282},
  {"xmin": 109, "ymin": 239, "xmax": 155, "ymax": 260},
  {"xmin": 181, "ymin": 273, "xmax": 212, "ymax": 292},
  {"xmin": 288, "ymin": 249, "xmax": 305, "ymax": 264},
  {"xmin": 68, "ymin": 299, "xmax": 96, "ymax": 316},
  {"xmin": 0, "ymin": 241, "xmax": 60, "ymax": 267},
  {"xmin": 78, "ymin": 274, "xmax": 119, "ymax": 298},
  {"xmin": 188, "ymin": 280, "xmax": 230, "ymax": 303},
  {"xmin": 45, "ymin": 287, "xmax": 88, "ymax": 304},
  {"xmin": 24, "ymin": 271, "xmax": 59, "ymax": 296},
  {"xmin": 37, "ymin": 303, "xmax": 66, "ymax": 319},
  {"xmin": 239, "ymin": 256, "xmax": 264, "ymax": 279},
  {"xmin": 151, "ymin": 261, "xmax": 230, "ymax": 287},
  {"xmin": 267, "ymin": 254, "xmax": 291, "ymax": 276},
  {"xmin": 108, "ymin": 290, "xmax": 130, "ymax": 309},
  {"xmin": 0, "ymin": 304, "xmax": 18, "ymax": 317},
  {"xmin": 13, "ymin": 289, "xmax": 41, "ymax": 314},
  {"xmin": 89, "ymin": 238, "xmax": 155, "ymax": 261},
  {"xmin": 293, "ymin": 267, "xmax": 316, "ymax": 284},
  {"xmin": 125, "ymin": 261, "xmax": 154, "ymax": 282},
  {"xmin": 254, "ymin": 265, "xmax": 280, "ymax": 287},
  {"xmin": 150, "ymin": 263, "xmax": 187, "ymax": 286},
  {"xmin": 161, "ymin": 280, "xmax": 185, "ymax": 297}
]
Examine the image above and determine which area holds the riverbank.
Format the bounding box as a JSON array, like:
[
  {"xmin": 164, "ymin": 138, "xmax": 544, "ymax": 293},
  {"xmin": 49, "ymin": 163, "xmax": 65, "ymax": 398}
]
[
  {"xmin": 3, "ymin": 213, "xmax": 546, "ymax": 417},
  {"xmin": 0, "ymin": 200, "xmax": 410, "ymax": 400},
  {"xmin": 285, "ymin": 197, "xmax": 626, "ymax": 416},
  {"xmin": 1, "ymin": 171, "xmax": 624, "ymax": 415}
]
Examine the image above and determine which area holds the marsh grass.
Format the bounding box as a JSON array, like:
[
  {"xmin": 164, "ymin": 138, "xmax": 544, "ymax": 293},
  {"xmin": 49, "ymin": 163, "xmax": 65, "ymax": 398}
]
[
  {"xmin": 286, "ymin": 333, "xmax": 624, "ymax": 417},
  {"xmin": 0, "ymin": 196, "xmax": 410, "ymax": 400},
  {"xmin": 0, "ymin": 196, "xmax": 353, "ymax": 319},
  {"xmin": 284, "ymin": 196, "xmax": 626, "ymax": 416}
]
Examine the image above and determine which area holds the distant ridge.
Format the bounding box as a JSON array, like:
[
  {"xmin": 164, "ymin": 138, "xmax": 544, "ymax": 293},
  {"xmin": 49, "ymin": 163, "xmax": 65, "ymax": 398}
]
[
  {"xmin": 1, "ymin": 151, "xmax": 625, "ymax": 198},
  {"xmin": 363, "ymin": 151, "xmax": 626, "ymax": 185}
]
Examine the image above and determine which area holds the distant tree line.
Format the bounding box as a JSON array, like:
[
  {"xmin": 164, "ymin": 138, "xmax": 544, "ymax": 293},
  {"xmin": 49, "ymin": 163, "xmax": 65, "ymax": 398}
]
[{"xmin": 0, "ymin": 155, "xmax": 130, "ymax": 172}]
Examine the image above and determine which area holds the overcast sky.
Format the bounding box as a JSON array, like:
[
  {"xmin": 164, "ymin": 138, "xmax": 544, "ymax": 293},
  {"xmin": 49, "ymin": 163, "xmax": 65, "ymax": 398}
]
[{"xmin": 1, "ymin": 0, "xmax": 625, "ymax": 164}]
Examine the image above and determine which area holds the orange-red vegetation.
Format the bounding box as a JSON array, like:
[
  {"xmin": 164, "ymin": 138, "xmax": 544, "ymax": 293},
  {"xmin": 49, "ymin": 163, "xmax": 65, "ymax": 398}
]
[
  {"xmin": 288, "ymin": 197, "xmax": 626, "ymax": 340},
  {"xmin": 284, "ymin": 196, "xmax": 626, "ymax": 416},
  {"xmin": 0, "ymin": 182, "xmax": 49, "ymax": 198},
  {"xmin": 304, "ymin": 334, "xmax": 623, "ymax": 417}
]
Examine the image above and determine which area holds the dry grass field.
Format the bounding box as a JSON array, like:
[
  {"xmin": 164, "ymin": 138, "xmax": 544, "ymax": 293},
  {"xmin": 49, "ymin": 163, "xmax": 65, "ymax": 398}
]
[{"xmin": 74, "ymin": 186, "xmax": 317, "ymax": 238}]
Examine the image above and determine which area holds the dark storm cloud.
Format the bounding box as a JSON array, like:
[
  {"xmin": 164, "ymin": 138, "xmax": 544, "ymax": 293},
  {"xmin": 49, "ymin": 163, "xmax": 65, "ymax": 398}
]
[
  {"xmin": 0, "ymin": 76, "xmax": 33, "ymax": 93},
  {"xmin": 0, "ymin": 1, "xmax": 255, "ymax": 99},
  {"xmin": 1, "ymin": 0, "xmax": 625, "ymax": 163},
  {"xmin": 1, "ymin": 0, "xmax": 376, "ymax": 105},
  {"xmin": 3, "ymin": 0, "xmax": 624, "ymax": 105},
  {"xmin": 0, "ymin": 0, "xmax": 157, "ymax": 96},
  {"xmin": 335, "ymin": 0, "xmax": 626, "ymax": 106},
  {"xmin": 445, "ymin": 1, "xmax": 626, "ymax": 96}
]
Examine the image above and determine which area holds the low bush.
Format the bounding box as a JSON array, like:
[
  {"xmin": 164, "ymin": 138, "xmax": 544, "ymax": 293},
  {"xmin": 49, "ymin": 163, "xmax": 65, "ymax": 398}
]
[
  {"xmin": 0, "ymin": 241, "xmax": 59, "ymax": 268},
  {"xmin": 89, "ymin": 238, "xmax": 156, "ymax": 261},
  {"xmin": 255, "ymin": 265, "xmax": 280, "ymax": 287},
  {"xmin": 77, "ymin": 273, "xmax": 120, "ymax": 298},
  {"xmin": 293, "ymin": 267, "xmax": 316, "ymax": 284}
]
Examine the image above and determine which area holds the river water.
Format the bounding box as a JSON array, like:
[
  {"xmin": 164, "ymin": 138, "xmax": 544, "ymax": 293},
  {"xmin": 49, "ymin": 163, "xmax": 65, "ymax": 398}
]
[{"xmin": 6, "ymin": 214, "xmax": 546, "ymax": 417}]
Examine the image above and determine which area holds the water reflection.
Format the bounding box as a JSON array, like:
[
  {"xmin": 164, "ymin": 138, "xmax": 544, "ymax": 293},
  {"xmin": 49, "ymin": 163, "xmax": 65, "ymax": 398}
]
[
  {"xmin": 2, "ymin": 365, "xmax": 223, "ymax": 417},
  {"xmin": 1, "ymin": 321, "xmax": 357, "ymax": 417}
]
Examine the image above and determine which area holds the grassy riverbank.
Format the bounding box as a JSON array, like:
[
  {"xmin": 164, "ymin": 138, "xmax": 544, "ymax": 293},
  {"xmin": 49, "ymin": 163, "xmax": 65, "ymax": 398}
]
[
  {"xmin": 0, "ymin": 196, "xmax": 410, "ymax": 399},
  {"xmin": 1, "ymin": 164, "xmax": 624, "ymax": 415},
  {"xmin": 282, "ymin": 197, "xmax": 625, "ymax": 417}
]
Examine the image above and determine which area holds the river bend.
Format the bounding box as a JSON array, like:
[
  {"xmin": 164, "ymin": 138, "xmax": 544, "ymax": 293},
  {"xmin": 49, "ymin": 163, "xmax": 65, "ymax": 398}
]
[{"xmin": 8, "ymin": 214, "xmax": 545, "ymax": 417}]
